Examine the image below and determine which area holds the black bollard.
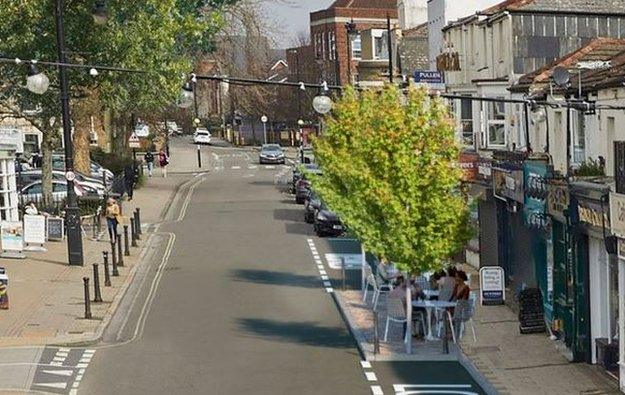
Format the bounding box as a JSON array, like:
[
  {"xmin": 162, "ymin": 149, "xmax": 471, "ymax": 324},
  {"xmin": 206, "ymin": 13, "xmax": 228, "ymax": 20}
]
[
  {"xmin": 92, "ymin": 215, "xmax": 97, "ymax": 239},
  {"xmin": 83, "ymin": 277, "xmax": 92, "ymax": 319},
  {"xmin": 111, "ymin": 240, "xmax": 119, "ymax": 277},
  {"xmin": 135, "ymin": 208, "xmax": 142, "ymax": 235},
  {"xmin": 442, "ymin": 314, "xmax": 450, "ymax": 354},
  {"xmin": 92, "ymin": 264, "xmax": 103, "ymax": 303},
  {"xmin": 197, "ymin": 145, "xmax": 202, "ymax": 168},
  {"xmin": 123, "ymin": 225, "xmax": 130, "ymax": 256},
  {"xmin": 131, "ymin": 218, "xmax": 138, "ymax": 247},
  {"xmin": 103, "ymin": 251, "xmax": 111, "ymax": 286},
  {"xmin": 117, "ymin": 234, "xmax": 124, "ymax": 267},
  {"xmin": 341, "ymin": 257, "xmax": 346, "ymax": 291},
  {"xmin": 373, "ymin": 310, "xmax": 380, "ymax": 355}
]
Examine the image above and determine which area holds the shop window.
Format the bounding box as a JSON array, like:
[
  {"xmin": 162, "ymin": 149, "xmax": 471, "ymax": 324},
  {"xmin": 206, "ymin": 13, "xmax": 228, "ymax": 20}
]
[
  {"xmin": 486, "ymin": 99, "xmax": 506, "ymax": 147},
  {"xmin": 351, "ymin": 34, "xmax": 362, "ymax": 59}
]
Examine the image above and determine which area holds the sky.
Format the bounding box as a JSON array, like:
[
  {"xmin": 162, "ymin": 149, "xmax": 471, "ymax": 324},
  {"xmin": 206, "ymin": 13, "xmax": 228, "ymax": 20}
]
[{"xmin": 263, "ymin": 0, "xmax": 334, "ymax": 49}]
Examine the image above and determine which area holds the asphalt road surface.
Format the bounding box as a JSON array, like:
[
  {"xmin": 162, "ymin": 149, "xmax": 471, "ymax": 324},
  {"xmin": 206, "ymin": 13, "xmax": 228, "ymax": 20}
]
[{"xmin": 64, "ymin": 144, "xmax": 488, "ymax": 394}]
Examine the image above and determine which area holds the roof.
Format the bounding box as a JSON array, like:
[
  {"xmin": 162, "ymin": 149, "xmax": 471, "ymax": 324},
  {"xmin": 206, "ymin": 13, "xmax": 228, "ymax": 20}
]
[
  {"xmin": 329, "ymin": 0, "xmax": 397, "ymax": 9},
  {"xmin": 510, "ymin": 38, "xmax": 625, "ymax": 94},
  {"xmin": 482, "ymin": 0, "xmax": 625, "ymax": 15},
  {"xmin": 402, "ymin": 22, "xmax": 428, "ymax": 38}
]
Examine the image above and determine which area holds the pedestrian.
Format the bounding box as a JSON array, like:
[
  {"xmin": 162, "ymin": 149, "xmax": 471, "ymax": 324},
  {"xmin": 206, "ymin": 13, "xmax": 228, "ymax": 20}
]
[
  {"xmin": 124, "ymin": 164, "xmax": 135, "ymax": 201},
  {"xmin": 159, "ymin": 149, "xmax": 169, "ymax": 178},
  {"xmin": 105, "ymin": 198, "xmax": 120, "ymax": 241},
  {"xmin": 144, "ymin": 150, "xmax": 155, "ymax": 177}
]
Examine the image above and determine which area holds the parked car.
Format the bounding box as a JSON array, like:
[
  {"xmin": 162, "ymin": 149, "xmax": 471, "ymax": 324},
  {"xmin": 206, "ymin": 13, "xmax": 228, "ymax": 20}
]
[
  {"xmin": 193, "ymin": 128, "xmax": 212, "ymax": 144},
  {"xmin": 292, "ymin": 163, "xmax": 320, "ymax": 189},
  {"xmin": 304, "ymin": 191, "xmax": 322, "ymax": 223},
  {"xmin": 52, "ymin": 154, "xmax": 114, "ymax": 182},
  {"xmin": 313, "ymin": 203, "xmax": 345, "ymax": 237},
  {"xmin": 295, "ymin": 166, "xmax": 323, "ymax": 204},
  {"xmin": 18, "ymin": 170, "xmax": 107, "ymax": 196},
  {"xmin": 259, "ymin": 144, "xmax": 285, "ymax": 164},
  {"xmin": 20, "ymin": 180, "xmax": 85, "ymax": 203}
]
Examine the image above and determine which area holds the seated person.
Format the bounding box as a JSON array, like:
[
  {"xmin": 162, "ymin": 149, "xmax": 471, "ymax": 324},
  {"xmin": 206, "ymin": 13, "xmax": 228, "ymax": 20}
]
[
  {"xmin": 438, "ymin": 267, "xmax": 458, "ymax": 302},
  {"xmin": 453, "ymin": 270, "xmax": 471, "ymax": 301}
]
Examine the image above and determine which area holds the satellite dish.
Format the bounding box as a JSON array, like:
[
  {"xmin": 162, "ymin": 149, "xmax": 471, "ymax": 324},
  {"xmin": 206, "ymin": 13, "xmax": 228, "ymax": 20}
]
[{"xmin": 552, "ymin": 66, "xmax": 571, "ymax": 87}]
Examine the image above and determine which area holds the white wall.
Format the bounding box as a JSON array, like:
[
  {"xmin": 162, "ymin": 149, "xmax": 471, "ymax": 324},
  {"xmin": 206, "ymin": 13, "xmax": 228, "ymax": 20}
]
[
  {"xmin": 589, "ymin": 237, "xmax": 610, "ymax": 365},
  {"xmin": 428, "ymin": 0, "xmax": 501, "ymax": 71},
  {"xmin": 398, "ymin": 0, "xmax": 427, "ymax": 30}
]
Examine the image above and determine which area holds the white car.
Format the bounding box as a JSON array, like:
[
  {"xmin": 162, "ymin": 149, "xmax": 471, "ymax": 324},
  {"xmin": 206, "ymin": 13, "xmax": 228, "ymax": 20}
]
[{"xmin": 194, "ymin": 128, "xmax": 212, "ymax": 145}]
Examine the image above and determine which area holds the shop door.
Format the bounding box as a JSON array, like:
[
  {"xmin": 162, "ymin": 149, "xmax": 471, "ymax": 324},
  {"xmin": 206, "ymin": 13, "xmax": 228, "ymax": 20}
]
[
  {"xmin": 573, "ymin": 234, "xmax": 591, "ymax": 363},
  {"xmin": 553, "ymin": 220, "xmax": 574, "ymax": 350}
]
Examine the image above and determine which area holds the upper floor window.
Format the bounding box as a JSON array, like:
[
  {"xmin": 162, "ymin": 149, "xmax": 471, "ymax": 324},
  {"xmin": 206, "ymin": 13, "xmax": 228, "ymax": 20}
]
[
  {"xmin": 460, "ymin": 97, "xmax": 474, "ymax": 147},
  {"xmin": 329, "ymin": 31, "xmax": 336, "ymax": 60},
  {"xmin": 315, "ymin": 33, "xmax": 322, "ymax": 59},
  {"xmin": 351, "ymin": 34, "xmax": 362, "ymax": 59},
  {"xmin": 486, "ymin": 100, "xmax": 506, "ymax": 147}
]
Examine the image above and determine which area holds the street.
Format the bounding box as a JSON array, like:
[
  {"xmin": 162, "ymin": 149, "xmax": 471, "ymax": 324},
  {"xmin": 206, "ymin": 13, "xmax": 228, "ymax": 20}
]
[{"xmin": 14, "ymin": 144, "xmax": 485, "ymax": 395}]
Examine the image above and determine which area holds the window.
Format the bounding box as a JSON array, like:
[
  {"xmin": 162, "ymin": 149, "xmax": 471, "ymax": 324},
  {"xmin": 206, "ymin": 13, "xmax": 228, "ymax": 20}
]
[
  {"xmin": 460, "ymin": 97, "xmax": 474, "ymax": 147},
  {"xmin": 329, "ymin": 31, "xmax": 336, "ymax": 60},
  {"xmin": 351, "ymin": 34, "xmax": 362, "ymax": 59},
  {"xmin": 25, "ymin": 183, "xmax": 42, "ymax": 195},
  {"xmin": 372, "ymin": 29, "xmax": 389, "ymax": 60},
  {"xmin": 321, "ymin": 31, "xmax": 326, "ymax": 60},
  {"xmin": 498, "ymin": 22, "xmax": 505, "ymax": 61},
  {"xmin": 315, "ymin": 33, "xmax": 322, "ymax": 59},
  {"xmin": 573, "ymin": 111, "xmax": 586, "ymax": 164},
  {"xmin": 23, "ymin": 134, "xmax": 39, "ymax": 156},
  {"xmin": 486, "ymin": 99, "xmax": 506, "ymax": 147}
]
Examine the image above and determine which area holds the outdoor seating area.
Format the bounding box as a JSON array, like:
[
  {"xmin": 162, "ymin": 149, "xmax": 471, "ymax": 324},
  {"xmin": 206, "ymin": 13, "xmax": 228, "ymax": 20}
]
[{"xmin": 359, "ymin": 260, "xmax": 478, "ymax": 351}]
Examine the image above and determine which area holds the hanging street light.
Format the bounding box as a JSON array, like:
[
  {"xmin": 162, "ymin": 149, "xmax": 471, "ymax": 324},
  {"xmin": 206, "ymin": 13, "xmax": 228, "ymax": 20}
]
[
  {"xmin": 26, "ymin": 64, "xmax": 50, "ymax": 95},
  {"xmin": 178, "ymin": 82, "xmax": 194, "ymax": 109},
  {"xmin": 312, "ymin": 95, "xmax": 333, "ymax": 115},
  {"xmin": 92, "ymin": 0, "xmax": 108, "ymax": 25}
]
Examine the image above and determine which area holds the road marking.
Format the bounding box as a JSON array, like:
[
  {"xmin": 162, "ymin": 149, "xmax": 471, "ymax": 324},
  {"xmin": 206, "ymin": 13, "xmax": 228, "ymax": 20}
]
[
  {"xmin": 59, "ymin": 348, "xmax": 70, "ymax": 352},
  {"xmin": 360, "ymin": 361, "xmax": 372, "ymax": 368},
  {"xmin": 55, "ymin": 352, "xmax": 69, "ymax": 357},
  {"xmin": 326, "ymin": 288, "xmax": 334, "ymax": 293},
  {"xmin": 265, "ymin": 165, "xmax": 275, "ymax": 169},
  {"xmin": 52, "ymin": 357, "xmax": 65, "ymax": 362},
  {"xmin": 34, "ymin": 382, "xmax": 67, "ymax": 389},
  {"xmin": 50, "ymin": 362, "xmax": 63, "ymax": 366},
  {"xmin": 42, "ymin": 370, "xmax": 73, "ymax": 377},
  {"xmin": 319, "ymin": 270, "xmax": 327, "ymax": 275},
  {"xmin": 365, "ymin": 371, "xmax": 378, "ymax": 381},
  {"xmin": 321, "ymin": 275, "xmax": 329, "ymax": 280},
  {"xmin": 231, "ymin": 166, "xmax": 241, "ymax": 170},
  {"xmin": 248, "ymin": 165, "xmax": 258, "ymax": 169},
  {"xmin": 371, "ymin": 385, "xmax": 384, "ymax": 395},
  {"xmin": 323, "ymin": 281, "xmax": 332, "ymax": 287},
  {"xmin": 76, "ymin": 363, "xmax": 89, "ymax": 368}
]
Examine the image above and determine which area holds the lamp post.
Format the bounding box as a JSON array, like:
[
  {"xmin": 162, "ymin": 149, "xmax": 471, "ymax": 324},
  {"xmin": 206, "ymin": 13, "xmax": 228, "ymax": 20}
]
[
  {"xmin": 298, "ymin": 119, "xmax": 305, "ymax": 163},
  {"xmin": 261, "ymin": 115, "xmax": 268, "ymax": 145},
  {"xmin": 313, "ymin": 85, "xmax": 333, "ymax": 136}
]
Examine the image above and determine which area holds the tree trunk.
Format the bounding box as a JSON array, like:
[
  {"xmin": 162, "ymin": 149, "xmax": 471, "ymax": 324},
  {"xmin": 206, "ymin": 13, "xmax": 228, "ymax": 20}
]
[
  {"xmin": 72, "ymin": 101, "xmax": 92, "ymax": 175},
  {"xmin": 250, "ymin": 121, "xmax": 256, "ymax": 146}
]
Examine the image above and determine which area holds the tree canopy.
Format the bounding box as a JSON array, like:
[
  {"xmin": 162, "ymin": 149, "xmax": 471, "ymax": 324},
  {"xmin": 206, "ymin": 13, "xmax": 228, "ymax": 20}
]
[{"xmin": 312, "ymin": 86, "xmax": 472, "ymax": 274}]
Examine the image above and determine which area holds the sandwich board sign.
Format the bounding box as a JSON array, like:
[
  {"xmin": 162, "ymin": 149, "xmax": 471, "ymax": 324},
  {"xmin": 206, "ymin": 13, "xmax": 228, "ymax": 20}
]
[
  {"xmin": 23, "ymin": 215, "xmax": 47, "ymax": 252},
  {"xmin": 479, "ymin": 266, "xmax": 505, "ymax": 305},
  {"xmin": 0, "ymin": 221, "xmax": 25, "ymax": 259},
  {"xmin": 46, "ymin": 217, "xmax": 65, "ymax": 241}
]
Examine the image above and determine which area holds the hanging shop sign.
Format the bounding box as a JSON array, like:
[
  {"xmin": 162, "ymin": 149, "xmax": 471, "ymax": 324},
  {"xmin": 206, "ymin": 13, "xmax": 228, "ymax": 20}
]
[
  {"xmin": 524, "ymin": 161, "xmax": 551, "ymax": 230},
  {"xmin": 479, "ymin": 266, "xmax": 505, "ymax": 305},
  {"xmin": 493, "ymin": 167, "xmax": 524, "ymax": 203},
  {"xmin": 547, "ymin": 181, "xmax": 569, "ymax": 222},
  {"xmin": 459, "ymin": 151, "xmax": 479, "ymax": 182},
  {"xmin": 610, "ymin": 192, "xmax": 625, "ymax": 239}
]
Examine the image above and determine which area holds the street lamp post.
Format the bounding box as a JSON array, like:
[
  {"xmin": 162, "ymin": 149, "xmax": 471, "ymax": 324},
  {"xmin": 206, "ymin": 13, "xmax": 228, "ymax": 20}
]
[
  {"xmin": 55, "ymin": 0, "xmax": 83, "ymax": 265},
  {"xmin": 261, "ymin": 115, "xmax": 268, "ymax": 145},
  {"xmin": 297, "ymin": 119, "xmax": 305, "ymax": 163}
]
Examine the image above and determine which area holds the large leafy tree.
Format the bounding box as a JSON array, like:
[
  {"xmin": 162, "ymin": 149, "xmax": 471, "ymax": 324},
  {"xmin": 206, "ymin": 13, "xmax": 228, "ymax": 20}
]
[
  {"xmin": 0, "ymin": 0, "xmax": 231, "ymax": 198},
  {"xmin": 313, "ymin": 86, "xmax": 472, "ymax": 275}
]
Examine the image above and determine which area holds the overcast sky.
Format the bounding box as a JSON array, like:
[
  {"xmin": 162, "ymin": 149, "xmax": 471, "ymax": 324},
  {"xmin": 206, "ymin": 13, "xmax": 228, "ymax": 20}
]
[{"xmin": 263, "ymin": 0, "xmax": 334, "ymax": 49}]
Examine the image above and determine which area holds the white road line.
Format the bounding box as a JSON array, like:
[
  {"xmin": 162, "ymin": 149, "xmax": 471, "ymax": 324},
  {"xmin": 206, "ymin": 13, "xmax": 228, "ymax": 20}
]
[
  {"xmin": 59, "ymin": 348, "xmax": 70, "ymax": 352},
  {"xmin": 84, "ymin": 349, "xmax": 96, "ymax": 354},
  {"xmin": 55, "ymin": 352, "xmax": 69, "ymax": 357},
  {"xmin": 248, "ymin": 165, "xmax": 258, "ymax": 169},
  {"xmin": 50, "ymin": 362, "xmax": 63, "ymax": 366},
  {"xmin": 42, "ymin": 370, "xmax": 73, "ymax": 377},
  {"xmin": 320, "ymin": 270, "xmax": 327, "ymax": 275},
  {"xmin": 321, "ymin": 275, "xmax": 329, "ymax": 280},
  {"xmin": 371, "ymin": 385, "xmax": 384, "ymax": 395},
  {"xmin": 34, "ymin": 382, "xmax": 67, "ymax": 389},
  {"xmin": 69, "ymin": 390, "xmax": 77, "ymax": 395},
  {"xmin": 360, "ymin": 361, "xmax": 372, "ymax": 369},
  {"xmin": 265, "ymin": 165, "xmax": 275, "ymax": 169},
  {"xmin": 76, "ymin": 363, "xmax": 89, "ymax": 368},
  {"xmin": 72, "ymin": 382, "xmax": 80, "ymax": 388},
  {"xmin": 364, "ymin": 371, "xmax": 377, "ymax": 381},
  {"xmin": 79, "ymin": 358, "xmax": 92, "ymax": 363},
  {"xmin": 326, "ymin": 288, "xmax": 334, "ymax": 293},
  {"xmin": 323, "ymin": 281, "xmax": 332, "ymax": 287},
  {"xmin": 231, "ymin": 166, "xmax": 241, "ymax": 170},
  {"xmin": 52, "ymin": 357, "xmax": 65, "ymax": 362}
]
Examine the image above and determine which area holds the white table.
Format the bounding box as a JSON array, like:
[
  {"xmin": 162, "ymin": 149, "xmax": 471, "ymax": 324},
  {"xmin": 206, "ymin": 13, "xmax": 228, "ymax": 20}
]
[
  {"xmin": 412, "ymin": 300, "xmax": 457, "ymax": 340},
  {"xmin": 423, "ymin": 289, "xmax": 439, "ymax": 299}
]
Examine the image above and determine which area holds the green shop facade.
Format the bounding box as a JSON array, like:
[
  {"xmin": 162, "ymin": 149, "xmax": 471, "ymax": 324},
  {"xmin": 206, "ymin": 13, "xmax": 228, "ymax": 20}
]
[{"xmin": 475, "ymin": 152, "xmax": 617, "ymax": 368}]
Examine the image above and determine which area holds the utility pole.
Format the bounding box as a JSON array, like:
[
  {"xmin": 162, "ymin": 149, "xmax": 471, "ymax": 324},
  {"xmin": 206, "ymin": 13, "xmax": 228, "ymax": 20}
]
[
  {"xmin": 55, "ymin": 0, "xmax": 84, "ymax": 265},
  {"xmin": 387, "ymin": 14, "xmax": 393, "ymax": 84}
]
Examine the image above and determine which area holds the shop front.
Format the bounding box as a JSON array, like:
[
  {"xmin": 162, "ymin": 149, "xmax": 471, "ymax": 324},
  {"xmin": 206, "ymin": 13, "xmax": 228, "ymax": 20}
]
[
  {"xmin": 492, "ymin": 159, "xmax": 534, "ymax": 295},
  {"xmin": 609, "ymin": 192, "xmax": 625, "ymax": 386},
  {"xmin": 564, "ymin": 181, "xmax": 614, "ymax": 364},
  {"xmin": 476, "ymin": 157, "xmax": 503, "ymax": 269}
]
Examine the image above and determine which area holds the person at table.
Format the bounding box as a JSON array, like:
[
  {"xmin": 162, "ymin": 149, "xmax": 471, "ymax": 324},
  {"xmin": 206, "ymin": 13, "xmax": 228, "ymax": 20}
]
[
  {"xmin": 438, "ymin": 267, "xmax": 457, "ymax": 302},
  {"xmin": 429, "ymin": 270, "xmax": 445, "ymax": 292},
  {"xmin": 453, "ymin": 270, "xmax": 471, "ymax": 301},
  {"xmin": 389, "ymin": 276, "xmax": 425, "ymax": 337},
  {"xmin": 377, "ymin": 259, "xmax": 399, "ymax": 284}
]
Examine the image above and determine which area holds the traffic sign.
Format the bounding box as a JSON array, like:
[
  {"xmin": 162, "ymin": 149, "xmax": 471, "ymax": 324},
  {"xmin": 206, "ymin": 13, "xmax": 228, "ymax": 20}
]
[{"xmin": 128, "ymin": 133, "xmax": 141, "ymax": 148}]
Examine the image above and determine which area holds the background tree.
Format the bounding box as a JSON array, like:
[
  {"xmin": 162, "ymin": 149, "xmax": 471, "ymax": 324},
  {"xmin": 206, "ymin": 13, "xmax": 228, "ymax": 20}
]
[{"xmin": 312, "ymin": 86, "xmax": 472, "ymax": 275}]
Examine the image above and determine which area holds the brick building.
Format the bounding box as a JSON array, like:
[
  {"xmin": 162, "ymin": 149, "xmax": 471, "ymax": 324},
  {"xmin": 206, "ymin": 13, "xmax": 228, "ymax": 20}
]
[{"xmin": 288, "ymin": 0, "xmax": 398, "ymax": 86}]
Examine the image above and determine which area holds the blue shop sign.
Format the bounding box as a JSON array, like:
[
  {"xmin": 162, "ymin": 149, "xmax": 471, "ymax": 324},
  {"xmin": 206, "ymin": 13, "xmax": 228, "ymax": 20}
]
[
  {"xmin": 524, "ymin": 161, "xmax": 552, "ymax": 230},
  {"xmin": 413, "ymin": 70, "xmax": 444, "ymax": 84}
]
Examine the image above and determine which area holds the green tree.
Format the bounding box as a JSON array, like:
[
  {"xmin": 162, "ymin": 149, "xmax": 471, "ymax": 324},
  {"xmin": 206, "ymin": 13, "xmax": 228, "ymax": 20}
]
[
  {"xmin": 0, "ymin": 0, "xmax": 231, "ymax": 199},
  {"xmin": 312, "ymin": 86, "xmax": 472, "ymax": 275}
]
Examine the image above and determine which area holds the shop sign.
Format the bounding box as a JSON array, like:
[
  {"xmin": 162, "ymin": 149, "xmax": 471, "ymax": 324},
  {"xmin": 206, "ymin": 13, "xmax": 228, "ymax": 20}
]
[
  {"xmin": 524, "ymin": 161, "xmax": 550, "ymax": 230},
  {"xmin": 493, "ymin": 168, "xmax": 524, "ymax": 203},
  {"xmin": 459, "ymin": 151, "xmax": 479, "ymax": 182},
  {"xmin": 547, "ymin": 182, "xmax": 569, "ymax": 220},
  {"xmin": 413, "ymin": 70, "xmax": 444, "ymax": 84},
  {"xmin": 609, "ymin": 192, "xmax": 625, "ymax": 239},
  {"xmin": 618, "ymin": 238, "xmax": 625, "ymax": 261},
  {"xmin": 479, "ymin": 266, "xmax": 505, "ymax": 305},
  {"xmin": 477, "ymin": 159, "xmax": 492, "ymax": 181},
  {"xmin": 573, "ymin": 197, "xmax": 609, "ymax": 231}
]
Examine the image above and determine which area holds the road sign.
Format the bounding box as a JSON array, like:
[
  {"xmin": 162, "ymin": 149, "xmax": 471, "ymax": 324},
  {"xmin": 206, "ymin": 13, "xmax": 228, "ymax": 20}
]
[
  {"xmin": 413, "ymin": 70, "xmax": 444, "ymax": 84},
  {"xmin": 128, "ymin": 133, "xmax": 141, "ymax": 149}
]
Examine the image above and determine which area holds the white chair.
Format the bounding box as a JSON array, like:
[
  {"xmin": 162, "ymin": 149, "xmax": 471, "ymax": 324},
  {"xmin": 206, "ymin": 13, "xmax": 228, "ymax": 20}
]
[
  {"xmin": 414, "ymin": 276, "xmax": 430, "ymax": 291},
  {"xmin": 437, "ymin": 299, "xmax": 476, "ymax": 343},
  {"xmin": 363, "ymin": 273, "xmax": 376, "ymax": 302},
  {"xmin": 384, "ymin": 297, "xmax": 427, "ymax": 342},
  {"xmin": 372, "ymin": 272, "xmax": 393, "ymax": 310}
]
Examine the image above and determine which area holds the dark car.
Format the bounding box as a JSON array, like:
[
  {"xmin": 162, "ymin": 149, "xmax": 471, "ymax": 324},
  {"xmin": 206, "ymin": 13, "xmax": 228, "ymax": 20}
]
[
  {"xmin": 304, "ymin": 191, "xmax": 322, "ymax": 223},
  {"xmin": 294, "ymin": 166, "xmax": 323, "ymax": 204},
  {"xmin": 313, "ymin": 203, "xmax": 345, "ymax": 237},
  {"xmin": 259, "ymin": 144, "xmax": 285, "ymax": 164},
  {"xmin": 291, "ymin": 163, "xmax": 320, "ymax": 193}
]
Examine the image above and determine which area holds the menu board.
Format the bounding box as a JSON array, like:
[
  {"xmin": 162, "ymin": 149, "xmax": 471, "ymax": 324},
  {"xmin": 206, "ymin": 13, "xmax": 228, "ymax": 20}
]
[
  {"xmin": 1, "ymin": 221, "xmax": 24, "ymax": 255},
  {"xmin": 479, "ymin": 266, "xmax": 505, "ymax": 305},
  {"xmin": 46, "ymin": 217, "xmax": 64, "ymax": 241},
  {"xmin": 24, "ymin": 215, "xmax": 46, "ymax": 245}
]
